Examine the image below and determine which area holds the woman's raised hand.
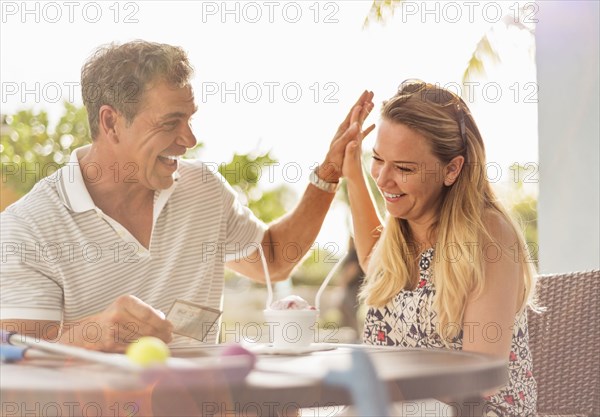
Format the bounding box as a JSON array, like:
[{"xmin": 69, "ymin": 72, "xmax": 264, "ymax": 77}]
[
  {"xmin": 342, "ymin": 92, "xmax": 376, "ymax": 182},
  {"xmin": 317, "ymin": 90, "xmax": 376, "ymax": 183}
]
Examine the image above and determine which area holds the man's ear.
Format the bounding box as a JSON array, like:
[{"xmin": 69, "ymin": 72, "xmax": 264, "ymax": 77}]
[
  {"xmin": 444, "ymin": 155, "xmax": 465, "ymax": 186},
  {"xmin": 98, "ymin": 105, "xmax": 119, "ymax": 143}
]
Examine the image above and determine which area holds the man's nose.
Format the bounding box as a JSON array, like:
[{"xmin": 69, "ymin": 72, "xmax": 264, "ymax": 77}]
[{"xmin": 178, "ymin": 123, "xmax": 197, "ymax": 149}]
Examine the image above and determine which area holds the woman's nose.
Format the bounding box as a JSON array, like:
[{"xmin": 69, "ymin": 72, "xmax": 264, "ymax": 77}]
[{"xmin": 375, "ymin": 164, "xmax": 394, "ymax": 189}]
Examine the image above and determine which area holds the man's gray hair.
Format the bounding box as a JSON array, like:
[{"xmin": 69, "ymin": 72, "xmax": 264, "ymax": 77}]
[{"xmin": 81, "ymin": 40, "xmax": 194, "ymax": 139}]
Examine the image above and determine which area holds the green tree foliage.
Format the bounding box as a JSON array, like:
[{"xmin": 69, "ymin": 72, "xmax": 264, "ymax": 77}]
[
  {"xmin": 215, "ymin": 153, "xmax": 296, "ymax": 224},
  {"xmin": 507, "ymin": 164, "xmax": 539, "ymax": 266},
  {"xmin": 511, "ymin": 195, "xmax": 538, "ymax": 266},
  {"xmin": 1, "ymin": 102, "xmax": 294, "ymax": 222},
  {"xmin": 1, "ymin": 103, "xmax": 90, "ymax": 196}
]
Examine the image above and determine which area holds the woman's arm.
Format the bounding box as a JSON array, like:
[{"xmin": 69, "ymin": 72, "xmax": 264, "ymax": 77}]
[
  {"xmin": 341, "ymin": 98, "xmax": 382, "ymax": 272},
  {"xmin": 461, "ymin": 211, "xmax": 523, "ymax": 395},
  {"xmin": 227, "ymin": 91, "xmax": 375, "ymax": 282},
  {"xmin": 345, "ymin": 155, "xmax": 382, "ymax": 272}
]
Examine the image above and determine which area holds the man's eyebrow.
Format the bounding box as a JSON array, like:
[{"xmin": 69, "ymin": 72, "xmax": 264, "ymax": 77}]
[
  {"xmin": 160, "ymin": 109, "xmax": 197, "ymax": 120},
  {"xmin": 372, "ymin": 149, "xmax": 417, "ymax": 164}
]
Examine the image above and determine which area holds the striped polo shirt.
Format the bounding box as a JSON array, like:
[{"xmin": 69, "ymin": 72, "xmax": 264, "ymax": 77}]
[{"xmin": 0, "ymin": 146, "xmax": 266, "ymax": 345}]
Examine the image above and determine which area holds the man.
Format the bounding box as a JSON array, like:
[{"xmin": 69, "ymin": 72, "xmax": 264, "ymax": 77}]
[{"xmin": 0, "ymin": 40, "xmax": 373, "ymax": 352}]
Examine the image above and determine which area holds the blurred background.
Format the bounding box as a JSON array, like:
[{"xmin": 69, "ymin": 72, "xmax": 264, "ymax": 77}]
[{"xmin": 2, "ymin": 1, "xmax": 598, "ymax": 343}]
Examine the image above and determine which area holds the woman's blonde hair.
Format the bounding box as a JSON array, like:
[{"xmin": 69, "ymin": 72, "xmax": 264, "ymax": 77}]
[{"xmin": 360, "ymin": 81, "xmax": 536, "ymax": 343}]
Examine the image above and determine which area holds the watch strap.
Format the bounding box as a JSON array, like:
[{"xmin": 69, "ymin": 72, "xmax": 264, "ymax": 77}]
[{"xmin": 309, "ymin": 168, "xmax": 340, "ymax": 193}]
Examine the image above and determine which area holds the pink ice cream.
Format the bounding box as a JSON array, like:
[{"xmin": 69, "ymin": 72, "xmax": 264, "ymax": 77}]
[{"xmin": 269, "ymin": 295, "xmax": 316, "ymax": 310}]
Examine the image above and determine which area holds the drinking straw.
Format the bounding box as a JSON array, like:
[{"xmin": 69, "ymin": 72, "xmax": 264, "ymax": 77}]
[
  {"xmin": 256, "ymin": 244, "xmax": 274, "ymax": 309},
  {"xmin": 314, "ymin": 251, "xmax": 347, "ymax": 312}
]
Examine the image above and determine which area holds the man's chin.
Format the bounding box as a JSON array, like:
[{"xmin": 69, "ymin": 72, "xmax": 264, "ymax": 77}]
[{"xmin": 151, "ymin": 175, "xmax": 176, "ymax": 191}]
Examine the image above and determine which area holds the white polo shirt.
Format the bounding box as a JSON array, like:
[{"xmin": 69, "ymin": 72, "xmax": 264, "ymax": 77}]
[{"xmin": 0, "ymin": 146, "xmax": 266, "ymax": 344}]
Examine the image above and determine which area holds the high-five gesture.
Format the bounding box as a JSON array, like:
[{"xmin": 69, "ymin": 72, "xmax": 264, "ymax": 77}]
[
  {"xmin": 316, "ymin": 91, "xmax": 376, "ymax": 183},
  {"xmin": 342, "ymin": 92, "xmax": 377, "ymax": 182}
]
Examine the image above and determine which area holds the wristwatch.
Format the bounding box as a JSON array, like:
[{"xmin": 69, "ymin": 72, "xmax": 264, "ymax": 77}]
[{"xmin": 309, "ymin": 168, "xmax": 340, "ymax": 193}]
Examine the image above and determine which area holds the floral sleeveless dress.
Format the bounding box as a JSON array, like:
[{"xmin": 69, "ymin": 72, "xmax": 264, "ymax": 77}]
[{"xmin": 363, "ymin": 248, "xmax": 537, "ymax": 417}]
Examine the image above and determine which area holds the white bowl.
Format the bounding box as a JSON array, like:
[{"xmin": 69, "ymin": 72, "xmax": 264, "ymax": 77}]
[{"xmin": 263, "ymin": 309, "xmax": 319, "ymax": 349}]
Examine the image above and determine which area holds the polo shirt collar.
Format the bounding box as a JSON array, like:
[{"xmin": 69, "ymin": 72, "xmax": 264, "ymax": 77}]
[{"xmin": 58, "ymin": 145, "xmax": 181, "ymax": 214}]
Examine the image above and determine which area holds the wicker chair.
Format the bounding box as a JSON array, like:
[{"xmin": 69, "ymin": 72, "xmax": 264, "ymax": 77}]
[{"xmin": 528, "ymin": 270, "xmax": 600, "ymax": 417}]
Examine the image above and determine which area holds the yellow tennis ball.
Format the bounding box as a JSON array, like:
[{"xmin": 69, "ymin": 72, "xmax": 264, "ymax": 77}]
[{"xmin": 126, "ymin": 336, "xmax": 170, "ymax": 367}]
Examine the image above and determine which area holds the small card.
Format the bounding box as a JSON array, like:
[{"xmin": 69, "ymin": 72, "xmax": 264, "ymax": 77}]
[{"xmin": 166, "ymin": 299, "xmax": 222, "ymax": 341}]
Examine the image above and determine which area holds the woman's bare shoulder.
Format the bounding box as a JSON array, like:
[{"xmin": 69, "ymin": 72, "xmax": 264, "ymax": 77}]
[{"xmin": 482, "ymin": 208, "xmax": 519, "ymax": 247}]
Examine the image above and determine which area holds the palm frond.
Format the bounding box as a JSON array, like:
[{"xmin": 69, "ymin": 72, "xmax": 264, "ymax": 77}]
[
  {"xmin": 363, "ymin": 0, "xmax": 403, "ymax": 29},
  {"xmin": 360, "ymin": 1, "xmax": 534, "ymax": 93},
  {"xmin": 462, "ymin": 33, "xmax": 501, "ymax": 90}
]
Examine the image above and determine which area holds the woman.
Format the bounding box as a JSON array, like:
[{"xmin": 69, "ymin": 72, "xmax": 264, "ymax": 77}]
[{"xmin": 339, "ymin": 81, "xmax": 537, "ymax": 416}]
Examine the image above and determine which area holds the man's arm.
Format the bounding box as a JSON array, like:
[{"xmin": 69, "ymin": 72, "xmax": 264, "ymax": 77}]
[
  {"xmin": 227, "ymin": 179, "xmax": 336, "ymax": 281},
  {"xmin": 0, "ymin": 319, "xmax": 61, "ymax": 340},
  {"xmin": 0, "ymin": 295, "xmax": 173, "ymax": 352},
  {"xmin": 227, "ymin": 91, "xmax": 375, "ymax": 281}
]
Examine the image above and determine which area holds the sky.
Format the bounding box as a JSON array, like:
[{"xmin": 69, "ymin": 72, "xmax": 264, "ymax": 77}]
[{"xmin": 0, "ymin": 0, "xmax": 539, "ymax": 253}]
